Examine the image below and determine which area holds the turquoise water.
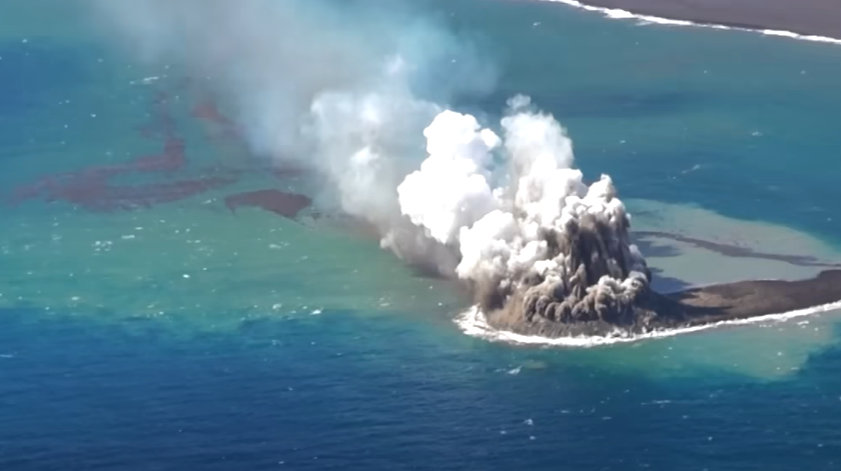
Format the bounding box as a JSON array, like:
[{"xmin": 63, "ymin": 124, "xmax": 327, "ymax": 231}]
[{"xmin": 1, "ymin": 0, "xmax": 841, "ymax": 469}]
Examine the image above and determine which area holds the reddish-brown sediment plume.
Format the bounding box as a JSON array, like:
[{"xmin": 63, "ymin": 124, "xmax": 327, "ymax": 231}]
[
  {"xmin": 185, "ymin": 87, "xmax": 309, "ymax": 181},
  {"xmin": 192, "ymin": 100, "xmax": 232, "ymax": 127},
  {"xmin": 186, "ymin": 95, "xmax": 314, "ymax": 220},
  {"xmin": 6, "ymin": 81, "xmax": 318, "ymax": 216},
  {"xmin": 224, "ymin": 189, "xmax": 312, "ymax": 219},
  {"xmin": 269, "ymin": 166, "xmax": 308, "ymax": 179},
  {"xmin": 8, "ymin": 155, "xmax": 237, "ymax": 213},
  {"xmin": 7, "ymin": 87, "xmax": 239, "ymax": 212},
  {"xmin": 138, "ymin": 91, "xmax": 177, "ymax": 141},
  {"xmin": 129, "ymin": 137, "xmax": 187, "ymax": 173},
  {"xmin": 10, "ymin": 165, "xmax": 238, "ymax": 213},
  {"xmin": 190, "ymin": 97, "xmax": 242, "ymax": 144},
  {"xmin": 54, "ymin": 175, "xmax": 237, "ymax": 213}
]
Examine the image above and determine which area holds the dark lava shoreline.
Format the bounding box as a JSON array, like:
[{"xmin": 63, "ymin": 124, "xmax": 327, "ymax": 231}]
[
  {"xmin": 485, "ymin": 270, "xmax": 841, "ymax": 338},
  {"xmin": 570, "ymin": 0, "xmax": 841, "ymax": 40}
]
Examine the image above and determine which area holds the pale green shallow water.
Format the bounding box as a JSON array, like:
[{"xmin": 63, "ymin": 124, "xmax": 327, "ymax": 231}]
[{"xmin": 1, "ymin": 0, "xmax": 840, "ymax": 383}]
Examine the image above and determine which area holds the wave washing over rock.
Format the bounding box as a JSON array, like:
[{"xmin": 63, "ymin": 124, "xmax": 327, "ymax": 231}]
[{"xmin": 390, "ymin": 96, "xmax": 841, "ymax": 340}]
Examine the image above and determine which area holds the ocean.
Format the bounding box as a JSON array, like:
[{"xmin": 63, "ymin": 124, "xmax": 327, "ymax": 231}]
[{"xmin": 1, "ymin": 0, "xmax": 840, "ymax": 469}]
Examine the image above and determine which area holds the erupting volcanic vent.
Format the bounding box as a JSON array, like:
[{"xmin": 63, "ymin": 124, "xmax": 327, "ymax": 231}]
[{"xmin": 389, "ymin": 96, "xmax": 655, "ymax": 333}]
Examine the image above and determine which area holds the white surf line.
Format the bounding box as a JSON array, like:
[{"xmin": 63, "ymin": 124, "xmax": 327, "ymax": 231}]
[
  {"xmin": 540, "ymin": 0, "xmax": 841, "ymax": 46},
  {"xmin": 454, "ymin": 300, "xmax": 841, "ymax": 348}
]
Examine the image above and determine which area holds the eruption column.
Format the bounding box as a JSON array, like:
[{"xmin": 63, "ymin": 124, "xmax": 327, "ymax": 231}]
[{"xmin": 395, "ymin": 96, "xmax": 652, "ymax": 331}]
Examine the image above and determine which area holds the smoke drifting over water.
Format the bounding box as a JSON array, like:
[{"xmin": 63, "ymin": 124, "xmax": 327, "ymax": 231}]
[
  {"xmin": 86, "ymin": 0, "xmax": 493, "ymax": 237},
  {"xmin": 85, "ymin": 1, "xmax": 841, "ymax": 338},
  {"xmin": 87, "ymin": 0, "xmax": 654, "ymax": 328}
]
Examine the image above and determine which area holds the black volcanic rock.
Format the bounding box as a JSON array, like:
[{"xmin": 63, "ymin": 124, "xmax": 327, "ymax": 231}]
[{"xmin": 483, "ymin": 270, "xmax": 841, "ymax": 338}]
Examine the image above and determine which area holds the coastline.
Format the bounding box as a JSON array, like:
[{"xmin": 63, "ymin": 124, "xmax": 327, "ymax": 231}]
[
  {"xmin": 455, "ymin": 300, "xmax": 841, "ymax": 348},
  {"xmin": 542, "ymin": 0, "xmax": 841, "ymax": 43},
  {"xmin": 466, "ymin": 269, "xmax": 841, "ymax": 344}
]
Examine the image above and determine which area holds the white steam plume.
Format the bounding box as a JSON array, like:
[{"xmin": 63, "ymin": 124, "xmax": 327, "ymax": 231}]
[
  {"xmin": 84, "ymin": 0, "xmax": 495, "ymax": 235},
  {"xmin": 398, "ymin": 96, "xmax": 650, "ymax": 325},
  {"xmin": 86, "ymin": 1, "xmax": 650, "ymax": 324}
]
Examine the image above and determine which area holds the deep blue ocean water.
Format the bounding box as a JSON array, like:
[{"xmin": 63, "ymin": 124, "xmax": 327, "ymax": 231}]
[
  {"xmin": 1, "ymin": 0, "xmax": 841, "ymax": 470},
  {"xmin": 2, "ymin": 310, "xmax": 841, "ymax": 470}
]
